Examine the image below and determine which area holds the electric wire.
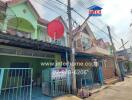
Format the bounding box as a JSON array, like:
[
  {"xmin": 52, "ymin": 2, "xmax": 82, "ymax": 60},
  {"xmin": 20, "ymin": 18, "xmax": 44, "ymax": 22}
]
[{"xmin": 34, "ymin": 0, "xmax": 121, "ymax": 45}]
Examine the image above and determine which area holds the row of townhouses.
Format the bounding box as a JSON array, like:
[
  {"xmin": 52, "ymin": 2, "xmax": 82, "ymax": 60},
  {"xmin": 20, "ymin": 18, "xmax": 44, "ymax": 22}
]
[
  {"xmin": 117, "ymin": 47, "xmax": 132, "ymax": 74},
  {"xmin": 0, "ymin": 0, "xmax": 131, "ymax": 100}
]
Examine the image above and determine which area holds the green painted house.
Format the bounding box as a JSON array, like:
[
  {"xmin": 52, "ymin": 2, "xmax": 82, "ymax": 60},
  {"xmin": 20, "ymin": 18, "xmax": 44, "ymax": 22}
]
[
  {"xmin": 0, "ymin": 0, "xmax": 60, "ymax": 66},
  {"xmin": 0, "ymin": 0, "xmax": 69, "ymax": 67},
  {"xmin": 0, "ymin": 0, "xmax": 68, "ymax": 47},
  {"xmin": 1, "ymin": 0, "xmax": 40, "ymax": 39},
  {"xmin": 0, "ymin": 1, "xmax": 70, "ymax": 97}
]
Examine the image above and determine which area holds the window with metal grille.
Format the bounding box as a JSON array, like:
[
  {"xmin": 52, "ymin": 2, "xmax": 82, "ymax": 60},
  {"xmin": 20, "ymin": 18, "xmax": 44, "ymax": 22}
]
[{"xmin": 81, "ymin": 36, "xmax": 91, "ymax": 50}]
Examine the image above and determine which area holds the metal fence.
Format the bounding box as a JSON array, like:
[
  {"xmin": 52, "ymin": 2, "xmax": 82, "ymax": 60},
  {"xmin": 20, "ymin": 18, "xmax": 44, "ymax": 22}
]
[
  {"xmin": 42, "ymin": 68, "xmax": 71, "ymax": 97},
  {"xmin": 76, "ymin": 69, "xmax": 93, "ymax": 89},
  {"xmin": 76, "ymin": 68, "xmax": 101, "ymax": 90},
  {"xmin": 42, "ymin": 79, "xmax": 71, "ymax": 97},
  {"xmin": 0, "ymin": 68, "xmax": 33, "ymax": 100}
]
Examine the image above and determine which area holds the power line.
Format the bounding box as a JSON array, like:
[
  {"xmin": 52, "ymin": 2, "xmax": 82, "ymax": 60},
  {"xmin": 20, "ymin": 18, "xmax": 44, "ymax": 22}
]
[
  {"xmin": 72, "ymin": 9, "xmax": 121, "ymax": 44},
  {"xmin": 55, "ymin": 0, "xmax": 120, "ymax": 43},
  {"xmin": 53, "ymin": 0, "xmax": 121, "ymax": 45},
  {"xmin": 43, "ymin": 0, "xmax": 79, "ymax": 26},
  {"xmin": 33, "ymin": 0, "xmax": 79, "ymax": 27},
  {"xmin": 35, "ymin": 0, "xmax": 120, "ymax": 44},
  {"xmin": 39, "ymin": 0, "xmax": 67, "ymax": 14},
  {"xmin": 56, "ymin": 0, "xmax": 67, "ymax": 6},
  {"xmin": 35, "ymin": 0, "xmax": 67, "ymax": 17},
  {"xmin": 55, "ymin": 0, "xmax": 109, "ymax": 34}
]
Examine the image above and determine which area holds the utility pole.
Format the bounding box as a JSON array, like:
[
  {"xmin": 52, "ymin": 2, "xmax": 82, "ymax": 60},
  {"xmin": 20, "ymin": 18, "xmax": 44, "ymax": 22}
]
[
  {"xmin": 121, "ymin": 39, "xmax": 127, "ymax": 50},
  {"xmin": 107, "ymin": 26, "xmax": 121, "ymax": 78},
  {"xmin": 67, "ymin": 0, "xmax": 77, "ymax": 94},
  {"xmin": 120, "ymin": 39, "xmax": 129, "ymax": 59},
  {"xmin": 130, "ymin": 46, "xmax": 132, "ymax": 60},
  {"xmin": 73, "ymin": 15, "xmax": 91, "ymax": 37},
  {"xmin": 130, "ymin": 46, "xmax": 132, "ymax": 52},
  {"xmin": 67, "ymin": 0, "xmax": 91, "ymax": 93}
]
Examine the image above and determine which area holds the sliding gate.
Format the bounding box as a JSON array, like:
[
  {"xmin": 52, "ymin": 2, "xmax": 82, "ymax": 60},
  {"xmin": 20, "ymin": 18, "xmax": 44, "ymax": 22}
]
[
  {"xmin": 0, "ymin": 68, "xmax": 32, "ymax": 100},
  {"xmin": 42, "ymin": 68, "xmax": 71, "ymax": 97}
]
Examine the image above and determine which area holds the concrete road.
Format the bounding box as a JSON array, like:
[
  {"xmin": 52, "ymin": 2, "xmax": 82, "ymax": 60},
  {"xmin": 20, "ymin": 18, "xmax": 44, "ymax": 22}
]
[
  {"xmin": 53, "ymin": 95, "xmax": 82, "ymax": 100},
  {"xmin": 85, "ymin": 76, "xmax": 132, "ymax": 100}
]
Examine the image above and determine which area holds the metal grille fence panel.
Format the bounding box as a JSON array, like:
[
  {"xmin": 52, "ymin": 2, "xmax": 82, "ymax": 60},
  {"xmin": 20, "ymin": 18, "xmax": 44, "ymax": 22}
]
[
  {"xmin": 51, "ymin": 79, "xmax": 70, "ymax": 96},
  {"xmin": 42, "ymin": 79, "xmax": 71, "ymax": 97},
  {"xmin": 0, "ymin": 68, "xmax": 32, "ymax": 100}
]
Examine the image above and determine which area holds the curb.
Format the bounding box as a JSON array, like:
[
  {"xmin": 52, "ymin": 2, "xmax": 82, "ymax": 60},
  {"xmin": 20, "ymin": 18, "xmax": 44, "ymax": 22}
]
[{"xmin": 90, "ymin": 85, "xmax": 109, "ymax": 94}]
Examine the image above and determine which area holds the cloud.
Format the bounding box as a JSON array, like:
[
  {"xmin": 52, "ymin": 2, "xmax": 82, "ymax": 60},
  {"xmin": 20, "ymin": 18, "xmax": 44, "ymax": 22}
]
[
  {"xmin": 31, "ymin": 0, "xmax": 131, "ymax": 49},
  {"xmin": 30, "ymin": 0, "xmax": 46, "ymax": 18},
  {"xmin": 101, "ymin": 0, "xmax": 132, "ymax": 49}
]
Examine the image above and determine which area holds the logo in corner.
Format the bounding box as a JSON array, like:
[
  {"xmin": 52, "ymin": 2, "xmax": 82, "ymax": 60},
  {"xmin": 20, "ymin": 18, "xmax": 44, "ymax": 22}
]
[{"xmin": 88, "ymin": 5, "xmax": 103, "ymax": 16}]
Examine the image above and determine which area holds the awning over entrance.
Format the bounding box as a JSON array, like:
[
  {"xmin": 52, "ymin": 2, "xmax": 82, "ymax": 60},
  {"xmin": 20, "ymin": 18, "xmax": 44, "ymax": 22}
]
[
  {"xmin": 117, "ymin": 56, "xmax": 128, "ymax": 61},
  {"xmin": 75, "ymin": 52, "xmax": 103, "ymax": 60},
  {"xmin": 0, "ymin": 32, "xmax": 70, "ymax": 53},
  {"xmin": 85, "ymin": 46, "xmax": 111, "ymax": 56}
]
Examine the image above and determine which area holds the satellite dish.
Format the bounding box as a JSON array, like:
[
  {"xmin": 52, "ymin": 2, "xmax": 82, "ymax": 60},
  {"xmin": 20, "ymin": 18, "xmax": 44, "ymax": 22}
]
[{"xmin": 48, "ymin": 19, "xmax": 64, "ymax": 40}]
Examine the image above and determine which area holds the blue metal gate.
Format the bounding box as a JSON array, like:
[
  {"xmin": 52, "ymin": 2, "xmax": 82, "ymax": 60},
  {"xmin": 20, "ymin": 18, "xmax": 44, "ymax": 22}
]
[
  {"xmin": 76, "ymin": 69, "xmax": 94, "ymax": 89},
  {"xmin": 42, "ymin": 68, "xmax": 71, "ymax": 97},
  {"xmin": 0, "ymin": 69, "xmax": 4, "ymax": 95},
  {"xmin": 0, "ymin": 68, "xmax": 33, "ymax": 100},
  {"xmin": 76, "ymin": 68, "xmax": 102, "ymax": 90}
]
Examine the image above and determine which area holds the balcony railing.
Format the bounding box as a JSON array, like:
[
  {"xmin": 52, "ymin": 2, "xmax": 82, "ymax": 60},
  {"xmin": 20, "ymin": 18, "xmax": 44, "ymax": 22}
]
[
  {"xmin": 84, "ymin": 46, "xmax": 111, "ymax": 56},
  {"xmin": 0, "ymin": 46, "xmax": 55, "ymax": 59}
]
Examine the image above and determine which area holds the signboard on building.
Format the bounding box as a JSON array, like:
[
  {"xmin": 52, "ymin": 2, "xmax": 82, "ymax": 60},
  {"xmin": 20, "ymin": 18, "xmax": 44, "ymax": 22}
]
[
  {"xmin": 88, "ymin": 5, "xmax": 103, "ymax": 16},
  {"xmin": 48, "ymin": 19, "xmax": 64, "ymax": 40}
]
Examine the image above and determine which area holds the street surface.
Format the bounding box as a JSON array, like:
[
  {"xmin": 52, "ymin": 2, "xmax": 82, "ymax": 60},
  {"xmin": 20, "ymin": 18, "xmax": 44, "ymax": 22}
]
[
  {"xmin": 86, "ymin": 76, "xmax": 132, "ymax": 100},
  {"xmin": 54, "ymin": 76, "xmax": 132, "ymax": 100}
]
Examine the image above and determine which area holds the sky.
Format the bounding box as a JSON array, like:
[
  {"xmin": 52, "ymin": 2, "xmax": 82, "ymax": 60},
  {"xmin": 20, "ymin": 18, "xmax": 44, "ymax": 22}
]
[
  {"xmin": 101, "ymin": 0, "xmax": 132, "ymax": 50},
  {"xmin": 30, "ymin": 0, "xmax": 132, "ymax": 50},
  {"xmin": 2, "ymin": 0, "xmax": 132, "ymax": 50}
]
